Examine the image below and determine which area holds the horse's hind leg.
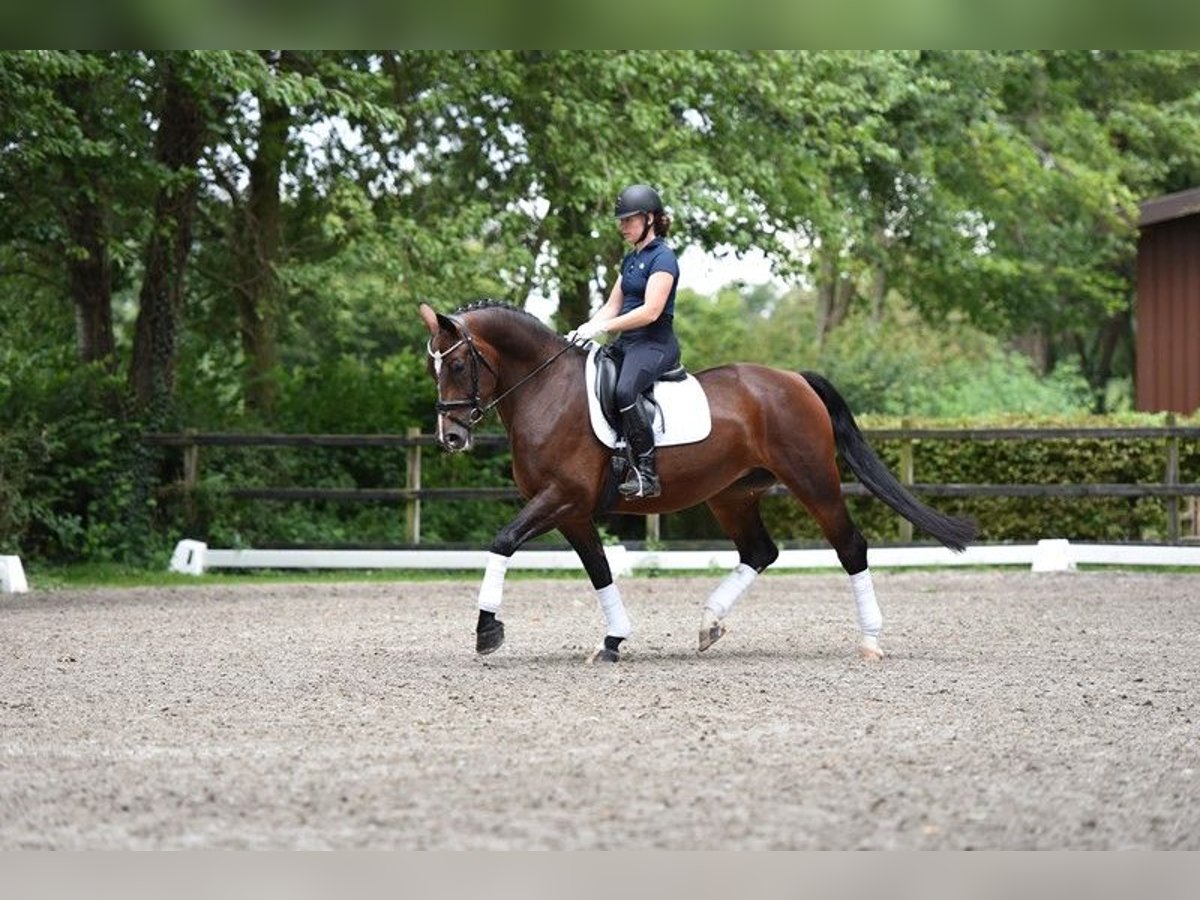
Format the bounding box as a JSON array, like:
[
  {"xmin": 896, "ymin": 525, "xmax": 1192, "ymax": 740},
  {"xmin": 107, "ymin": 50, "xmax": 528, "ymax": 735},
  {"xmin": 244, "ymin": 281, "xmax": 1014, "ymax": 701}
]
[
  {"xmin": 776, "ymin": 462, "xmax": 884, "ymax": 660},
  {"xmin": 701, "ymin": 485, "xmax": 780, "ymax": 651}
]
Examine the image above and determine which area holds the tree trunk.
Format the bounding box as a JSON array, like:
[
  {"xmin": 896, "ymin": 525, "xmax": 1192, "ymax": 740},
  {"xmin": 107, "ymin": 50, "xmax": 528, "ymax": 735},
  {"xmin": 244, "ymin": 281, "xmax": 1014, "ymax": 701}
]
[
  {"xmin": 65, "ymin": 190, "xmax": 115, "ymax": 367},
  {"xmin": 868, "ymin": 260, "xmax": 887, "ymax": 326},
  {"xmin": 130, "ymin": 57, "xmax": 207, "ymax": 415},
  {"xmin": 1013, "ymin": 328, "xmax": 1055, "ymax": 376},
  {"xmin": 1088, "ymin": 309, "xmax": 1131, "ymax": 413},
  {"xmin": 868, "ymin": 226, "xmax": 890, "ymax": 326},
  {"xmin": 231, "ymin": 90, "xmax": 291, "ymax": 418},
  {"xmin": 552, "ymin": 204, "xmax": 596, "ymax": 331},
  {"xmin": 815, "ymin": 241, "xmax": 854, "ymax": 345},
  {"xmin": 55, "ymin": 75, "xmax": 115, "ymax": 369}
]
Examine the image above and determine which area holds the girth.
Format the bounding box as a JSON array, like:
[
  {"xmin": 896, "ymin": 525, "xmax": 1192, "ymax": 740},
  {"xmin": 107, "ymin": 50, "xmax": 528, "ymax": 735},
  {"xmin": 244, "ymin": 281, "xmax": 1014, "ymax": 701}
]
[{"xmin": 593, "ymin": 345, "xmax": 687, "ymax": 435}]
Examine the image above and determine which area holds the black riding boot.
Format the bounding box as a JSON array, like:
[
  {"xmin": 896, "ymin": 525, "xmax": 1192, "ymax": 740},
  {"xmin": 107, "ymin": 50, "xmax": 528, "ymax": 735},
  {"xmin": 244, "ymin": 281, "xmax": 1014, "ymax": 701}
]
[{"xmin": 618, "ymin": 404, "xmax": 661, "ymax": 498}]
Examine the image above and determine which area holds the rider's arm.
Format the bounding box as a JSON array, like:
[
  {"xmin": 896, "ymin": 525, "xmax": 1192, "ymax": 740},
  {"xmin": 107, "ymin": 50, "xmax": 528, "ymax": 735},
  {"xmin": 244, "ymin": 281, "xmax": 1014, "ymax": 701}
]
[
  {"xmin": 591, "ymin": 278, "xmax": 624, "ymax": 324},
  {"xmin": 600, "ymin": 272, "xmax": 672, "ymax": 333}
]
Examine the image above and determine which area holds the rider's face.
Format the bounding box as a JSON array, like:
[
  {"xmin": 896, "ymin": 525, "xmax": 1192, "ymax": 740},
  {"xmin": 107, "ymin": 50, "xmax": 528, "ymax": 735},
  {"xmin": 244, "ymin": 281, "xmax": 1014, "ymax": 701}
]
[{"xmin": 618, "ymin": 213, "xmax": 648, "ymax": 244}]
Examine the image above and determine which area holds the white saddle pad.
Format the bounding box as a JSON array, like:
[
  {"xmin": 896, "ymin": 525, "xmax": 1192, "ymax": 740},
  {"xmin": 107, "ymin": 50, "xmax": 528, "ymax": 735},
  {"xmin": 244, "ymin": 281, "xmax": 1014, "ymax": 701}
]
[{"xmin": 585, "ymin": 346, "xmax": 712, "ymax": 449}]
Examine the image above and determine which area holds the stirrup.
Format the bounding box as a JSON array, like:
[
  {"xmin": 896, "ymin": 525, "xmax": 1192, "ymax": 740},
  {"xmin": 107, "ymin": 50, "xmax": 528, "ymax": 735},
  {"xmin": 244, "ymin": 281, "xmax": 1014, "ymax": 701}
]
[{"xmin": 619, "ymin": 467, "xmax": 660, "ymax": 498}]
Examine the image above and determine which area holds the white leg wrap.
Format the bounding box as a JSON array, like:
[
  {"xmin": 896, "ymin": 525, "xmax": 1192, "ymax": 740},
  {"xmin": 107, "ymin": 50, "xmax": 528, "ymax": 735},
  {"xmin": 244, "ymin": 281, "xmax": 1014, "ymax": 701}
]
[
  {"xmin": 705, "ymin": 563, "xmax": 758, "ymax": 620},
  {"xmin": 477, "ymin": 552, "xmax": 509, "ymax": 613},
  {"xmin": 596, "ymin": 584, "xmax": 632, "ymax": 638},
  {"xmin": 849, "ymin": 568, "xmax": 883, "ymax": 639}
]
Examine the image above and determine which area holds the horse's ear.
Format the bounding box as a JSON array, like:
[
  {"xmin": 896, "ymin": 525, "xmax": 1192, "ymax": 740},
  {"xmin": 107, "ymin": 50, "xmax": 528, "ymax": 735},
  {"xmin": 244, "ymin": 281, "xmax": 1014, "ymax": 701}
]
[
  {"xmin": 419, "ymin": 303, "xmax": 457, "ymax": 337},
  {"xmin": 418, "ymin": 303, "xmax": 439, "ymax": 336}
]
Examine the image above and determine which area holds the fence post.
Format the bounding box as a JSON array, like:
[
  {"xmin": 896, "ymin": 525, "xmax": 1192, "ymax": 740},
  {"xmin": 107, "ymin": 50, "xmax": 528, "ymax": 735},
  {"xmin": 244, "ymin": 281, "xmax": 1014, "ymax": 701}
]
[
  {"xmin": 898, "ymin": 418, "xmax": 914, "ymax": 543},
  {"xmin": 1165, "ymin": 413, "xmax": 1179, "ymax": 544},
  {"xmin": 406, "ymin": 426, "xmax": 422, "ymax": 545},
  {"xmin": 646, "ymin": 513, "xmax": 661, "ymax": 546},
  {"xmin": 182, "ymin": 429, "xmax": 199, "ymax": 519},
  {"xmin": 181, "ymin": 429, "xmax": 200, "ymax": 490}
]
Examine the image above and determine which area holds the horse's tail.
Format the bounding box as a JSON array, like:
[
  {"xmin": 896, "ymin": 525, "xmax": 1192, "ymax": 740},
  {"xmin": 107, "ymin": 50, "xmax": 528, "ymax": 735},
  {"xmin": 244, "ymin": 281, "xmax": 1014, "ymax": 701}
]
[{"xmin": 801, "ymin": 371, "xmax": 978, "ymax": 552}]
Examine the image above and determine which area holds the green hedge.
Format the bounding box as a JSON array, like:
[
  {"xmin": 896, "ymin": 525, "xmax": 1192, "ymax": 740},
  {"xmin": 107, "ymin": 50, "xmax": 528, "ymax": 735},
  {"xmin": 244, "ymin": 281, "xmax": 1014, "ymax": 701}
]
[
  {"xmin": 0, "ymin": 359, "xmax": 156, "ymax": 562},
  {"xmin": 754, "ymin": 413, "xmax": 1199, "ymax": 546},
  {"xmin": 4, "ymin": 400, "xmax": 1197, "ymax": 562},
  {"xmin": 188, "ymin": 410, "xmax": 1185, "ymax": 550},
  {"xmin": 154, "ymin": 434, "xmax": 521, "ymax": 551}
]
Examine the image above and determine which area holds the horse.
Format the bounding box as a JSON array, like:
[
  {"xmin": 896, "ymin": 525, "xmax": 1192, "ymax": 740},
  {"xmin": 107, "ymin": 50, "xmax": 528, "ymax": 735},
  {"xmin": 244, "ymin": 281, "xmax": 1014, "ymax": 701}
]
[{"xmin": 419, "ymin": 300, "xmax": 977, "ymax": 663}]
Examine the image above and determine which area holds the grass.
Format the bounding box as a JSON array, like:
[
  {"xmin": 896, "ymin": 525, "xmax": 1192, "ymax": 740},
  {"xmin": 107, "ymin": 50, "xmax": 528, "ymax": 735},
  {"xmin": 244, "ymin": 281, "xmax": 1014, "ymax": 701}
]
[
  {"xmin": 23, "ymin": 561, "xmax": 847, "ymax": 590},
  {"xmin": 22, "ymin": 562, "xmax": 575, "ymax": 590}
]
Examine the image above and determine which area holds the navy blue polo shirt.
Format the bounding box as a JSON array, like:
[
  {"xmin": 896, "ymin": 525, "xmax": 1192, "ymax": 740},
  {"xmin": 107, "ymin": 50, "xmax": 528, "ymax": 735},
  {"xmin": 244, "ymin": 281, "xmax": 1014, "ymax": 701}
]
[{"xmin": 619, "ymin": 238, "xmax": 680, "ymax": 327}]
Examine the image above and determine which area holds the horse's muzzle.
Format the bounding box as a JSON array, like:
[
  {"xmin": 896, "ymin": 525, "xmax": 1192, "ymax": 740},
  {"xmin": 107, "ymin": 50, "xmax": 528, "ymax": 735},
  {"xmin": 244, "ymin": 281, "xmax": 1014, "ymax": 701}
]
[{"xmin": 440, "ymin": 429, "xmax": 471, "ymax": 452}]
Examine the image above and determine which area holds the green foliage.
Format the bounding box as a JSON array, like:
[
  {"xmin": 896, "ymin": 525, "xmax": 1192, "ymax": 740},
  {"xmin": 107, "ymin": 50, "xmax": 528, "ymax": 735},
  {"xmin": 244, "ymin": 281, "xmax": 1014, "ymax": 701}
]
[
  {"xmin": 273, "ymin": 352, "xmax": 433, "ymax": 433},
  {"xmin": 0, "ymin": 351, "xmax": 158, "ymax": 562},
  {"xmin": 808, "ymin": 316, "xmax": 1093, "ymax": 418},
  {"xmin": 4, "ymin": 51, "xmax": 1200, "ymax": 566},
  {"xmin": 168, "ymin": 440, "xmax": 522, "ymax": 551},
  {"xmin": 672, "ymin": 287, "xmax": 756, "ymax": 367},
  {"xmin": 151, "ymin": 348, "xmax": 524, "ymax": 549},
  {"xmin": 681, "ymin": 287, "xmax": 1093, "ymax": 417},
  {"xmin": 759, "ymin": 411, "xmax": 1197, "ymax": 546}
]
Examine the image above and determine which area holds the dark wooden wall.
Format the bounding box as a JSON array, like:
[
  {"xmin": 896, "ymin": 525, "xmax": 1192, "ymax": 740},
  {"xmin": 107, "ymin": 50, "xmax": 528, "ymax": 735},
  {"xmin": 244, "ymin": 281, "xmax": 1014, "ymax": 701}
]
[{"xmin": 1136, "ymin": 210, "xmax": 1200, "ymax": 414}]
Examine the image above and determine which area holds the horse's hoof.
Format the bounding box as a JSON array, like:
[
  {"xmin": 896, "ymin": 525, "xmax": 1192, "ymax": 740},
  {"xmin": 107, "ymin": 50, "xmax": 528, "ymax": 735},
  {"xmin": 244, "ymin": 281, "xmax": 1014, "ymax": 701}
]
[
  {"xmin": 858, "ymin": 636, "xmax": 884, "ymax": 661},
  {"xmin": 476, "ymin": 619, "xmax": 505, "ymax": 655},
  {"xmin": 698, "ymin": 612, "xmax": 725, "ymax": 652},
  {"xmin": 590, "ymin": 646, "xmax": 620, "ymax": 664}
]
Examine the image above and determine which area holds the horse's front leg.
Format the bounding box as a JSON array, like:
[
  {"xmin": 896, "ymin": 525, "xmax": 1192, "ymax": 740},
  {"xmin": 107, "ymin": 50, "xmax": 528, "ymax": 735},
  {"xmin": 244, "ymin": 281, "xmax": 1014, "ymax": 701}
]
[
  {"xmin": 475, "ymin": 489, "xmax": 574, "ymax": 655},
  {"xmin": 560, "ymin": 518, "xmax": 631, "ymax": 664}
]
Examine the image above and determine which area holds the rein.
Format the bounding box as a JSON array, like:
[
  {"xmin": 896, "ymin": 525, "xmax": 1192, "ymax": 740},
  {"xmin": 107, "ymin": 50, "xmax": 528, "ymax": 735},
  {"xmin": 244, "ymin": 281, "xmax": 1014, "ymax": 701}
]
[{"xmin": 428, "ymin": 323, "xmax": 578, "ymax": 429}]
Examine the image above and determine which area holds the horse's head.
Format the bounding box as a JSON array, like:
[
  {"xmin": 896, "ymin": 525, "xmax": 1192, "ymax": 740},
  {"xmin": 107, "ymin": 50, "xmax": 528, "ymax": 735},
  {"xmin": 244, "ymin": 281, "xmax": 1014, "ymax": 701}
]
[{"xmin": 419, "ymin": 303, "xmax": 499, "ymax": 452}]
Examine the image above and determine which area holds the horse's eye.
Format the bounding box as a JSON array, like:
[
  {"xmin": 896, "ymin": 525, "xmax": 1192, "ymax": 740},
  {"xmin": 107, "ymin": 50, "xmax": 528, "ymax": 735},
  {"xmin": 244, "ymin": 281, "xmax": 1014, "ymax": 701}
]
[{"xmin": 450, "ymin": 359, "xmax": 466, "ymax": 375}]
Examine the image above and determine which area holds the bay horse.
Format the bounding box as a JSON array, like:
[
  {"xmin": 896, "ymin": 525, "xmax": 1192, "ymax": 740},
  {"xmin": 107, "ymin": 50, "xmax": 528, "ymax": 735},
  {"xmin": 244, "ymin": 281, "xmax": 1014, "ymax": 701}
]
[{"xmin": 419, "ymin": 300, "xmax": 976, "ymax": 663}]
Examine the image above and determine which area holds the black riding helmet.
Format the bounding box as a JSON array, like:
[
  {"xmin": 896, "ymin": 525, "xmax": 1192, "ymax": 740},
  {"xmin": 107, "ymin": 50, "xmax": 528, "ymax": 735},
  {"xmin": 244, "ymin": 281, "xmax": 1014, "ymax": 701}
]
[{"xmin": 614, "ymin": 184, "xmax": 664, "ymax": 219}]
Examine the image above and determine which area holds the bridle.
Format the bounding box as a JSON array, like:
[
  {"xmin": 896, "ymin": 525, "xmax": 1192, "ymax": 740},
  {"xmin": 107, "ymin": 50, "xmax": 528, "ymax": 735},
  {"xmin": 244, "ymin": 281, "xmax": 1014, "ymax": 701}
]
[
  {"xmin": 427, "ymin": 326, "xmax": 494, "ymax": 430},
  {"xmin": 427, "ymin": 317, "xmax": 577, "ymax": 434}
]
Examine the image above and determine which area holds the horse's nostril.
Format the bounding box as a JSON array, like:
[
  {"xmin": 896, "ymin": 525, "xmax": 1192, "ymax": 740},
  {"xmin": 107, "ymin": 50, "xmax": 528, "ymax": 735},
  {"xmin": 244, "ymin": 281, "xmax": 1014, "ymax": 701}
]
[{"xmin": 444, "ymin": 432, "xmax": 466, "ymax": 451}]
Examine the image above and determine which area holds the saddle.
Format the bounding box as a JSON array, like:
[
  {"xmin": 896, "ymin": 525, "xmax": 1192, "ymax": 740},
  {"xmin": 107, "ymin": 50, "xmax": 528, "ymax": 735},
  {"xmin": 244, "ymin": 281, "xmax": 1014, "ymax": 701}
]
[
  {"xmin": 584, "ymin": 345, "xmax": 710, "ymax": 454},
  {"xmin": 593, "ymin": 344, "xmax": 688, "ymax": 436}
]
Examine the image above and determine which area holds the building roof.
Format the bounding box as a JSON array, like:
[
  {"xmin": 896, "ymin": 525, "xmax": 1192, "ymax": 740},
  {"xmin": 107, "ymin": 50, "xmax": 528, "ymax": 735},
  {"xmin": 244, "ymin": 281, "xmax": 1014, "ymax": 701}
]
[{"xmin": 1139, "ymin": 186, "xmax": 1200, "ymax": 228}]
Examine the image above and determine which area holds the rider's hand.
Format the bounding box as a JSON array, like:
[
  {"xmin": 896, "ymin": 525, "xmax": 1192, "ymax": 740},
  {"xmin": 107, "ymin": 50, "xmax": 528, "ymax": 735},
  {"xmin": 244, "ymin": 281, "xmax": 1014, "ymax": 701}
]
[{"xmin": 568, "ymin": 319, "xmax": 608, "ymax": 343}]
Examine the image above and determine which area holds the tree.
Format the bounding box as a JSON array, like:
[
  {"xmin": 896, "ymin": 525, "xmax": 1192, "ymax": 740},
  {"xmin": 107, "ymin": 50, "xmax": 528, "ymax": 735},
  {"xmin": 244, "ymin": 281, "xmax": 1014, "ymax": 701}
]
[
  {"xmin": 197, "ymin": 51, "xmax": 405, "ymax": 416},
  {"xmin": 221, "ymin": 53, "xmax": 294, "ymax": 417},
  {"xmin": 0, "ymin": 52, "xmax": 152, "ymax": 370},
  {"xmin": 130, "ymin": 53, "xmax": 227, "ymax": 415},
  {"xmin": 385, "ymin": 51, "xmax": 745, "ymax": 329},
  {"xmin": 932, "ymin": 51, "xmax": 1200, "ymax": 408},
  {"xmin": 702, "ymin": 51, "xmax": 1200, "ymax": 410}
]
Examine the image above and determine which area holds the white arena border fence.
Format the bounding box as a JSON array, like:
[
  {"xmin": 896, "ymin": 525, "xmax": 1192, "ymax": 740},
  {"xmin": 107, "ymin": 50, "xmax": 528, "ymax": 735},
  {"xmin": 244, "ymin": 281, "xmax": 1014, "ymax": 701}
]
[
  {"xmin": 4, "ymin": 542, "xmax": 1197, "ymax": 595},
  {"xmin": 167, "ymin": 538, "xmax": 1200, "ymax": 578}
]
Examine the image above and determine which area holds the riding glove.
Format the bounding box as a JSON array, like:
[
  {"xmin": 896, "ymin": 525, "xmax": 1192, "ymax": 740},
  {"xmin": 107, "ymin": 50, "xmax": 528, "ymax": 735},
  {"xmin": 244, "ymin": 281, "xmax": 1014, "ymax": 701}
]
[{"xmin": 568, "ymin": 319, "xmax": 608, "ymax": 343}]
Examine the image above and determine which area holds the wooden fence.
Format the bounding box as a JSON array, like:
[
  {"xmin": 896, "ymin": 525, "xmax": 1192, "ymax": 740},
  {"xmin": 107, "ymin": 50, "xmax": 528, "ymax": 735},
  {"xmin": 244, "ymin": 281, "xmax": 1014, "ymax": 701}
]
[{"xmin": 143, "ymin": 422, "xmax": 1200, "ymax": 544}]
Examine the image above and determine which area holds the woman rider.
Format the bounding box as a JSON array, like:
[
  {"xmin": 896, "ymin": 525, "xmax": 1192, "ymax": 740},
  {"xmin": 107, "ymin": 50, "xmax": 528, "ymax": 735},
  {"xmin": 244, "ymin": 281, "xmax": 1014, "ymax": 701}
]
[{"xmin": 568, "ymin": 184, "xmax": 681, "ymax": 499}]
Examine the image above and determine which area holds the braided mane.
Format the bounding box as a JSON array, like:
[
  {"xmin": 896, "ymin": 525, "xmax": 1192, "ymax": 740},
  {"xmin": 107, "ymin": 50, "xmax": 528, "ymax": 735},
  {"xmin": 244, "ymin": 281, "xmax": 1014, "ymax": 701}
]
[
  {"xmin": 451, "ymin": 298, "xmax": 537, "ymax": 320},
  {"xmin": 450, "ymin": 299, "xmax": 563, "ymax": 345}
]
